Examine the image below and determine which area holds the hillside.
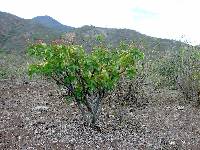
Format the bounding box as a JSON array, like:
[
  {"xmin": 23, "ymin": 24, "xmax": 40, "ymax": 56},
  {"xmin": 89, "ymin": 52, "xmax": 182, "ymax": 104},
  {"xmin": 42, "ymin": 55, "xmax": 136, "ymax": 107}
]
[
  {"xmin": 1, "ymin": 75, "xmax": 200, "ymax": 149},
  {"xmin": 0, "ymin": 11, "xmax": 62, "ymax": 52},
  {"xmin": 73, "ymin": 25, "xmax": 185, "ymax": 58},
  {"xmin": 0, "ymin": 11, "xmax": 25, "ymax": 48},
  {"xmin": 1, "ymin": 11, "xmax": 200, "ymax": 150},
  {"xmin": 0, "ymin": 11, "xmax": 188, "ymax": 57}
]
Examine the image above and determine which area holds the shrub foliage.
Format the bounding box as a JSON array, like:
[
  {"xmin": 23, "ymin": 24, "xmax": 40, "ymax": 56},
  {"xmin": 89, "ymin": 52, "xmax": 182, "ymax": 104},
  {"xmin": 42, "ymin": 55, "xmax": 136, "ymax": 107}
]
[
  {"xmin": 154, "ymin": 45, "xmax": 200, "ymax": 104},
  {"xmin": 28, "ymin": 41, "xmax": 144, "ymax": 125}
]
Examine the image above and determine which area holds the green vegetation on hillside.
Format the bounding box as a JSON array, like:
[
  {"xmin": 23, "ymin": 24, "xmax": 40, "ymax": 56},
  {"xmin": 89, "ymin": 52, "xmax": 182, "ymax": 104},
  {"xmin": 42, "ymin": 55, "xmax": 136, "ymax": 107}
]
[
  {"xmin": 0, "ymin": 11, "xmax": 187, "ymax": 57},
  {"xmin": 27, "ymin": 39, "xmax": 144, "ymax": 125},
  {"xmin": 152, "ymin": 45, "xmax": 200, "ymax": 104},
  {"xmin": 0, "ymin": 11, "xmax": 199, "ymax": 129},
  {"xmin": 0, "ymin": 51, "xmax": 28, "ymax": 79}
]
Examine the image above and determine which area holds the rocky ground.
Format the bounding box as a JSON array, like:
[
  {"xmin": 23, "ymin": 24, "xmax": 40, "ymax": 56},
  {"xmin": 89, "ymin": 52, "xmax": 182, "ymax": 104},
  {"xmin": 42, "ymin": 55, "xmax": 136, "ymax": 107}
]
[{"xmin": 0, "ymin": 79, "xmax": 200, "ymax": 150}]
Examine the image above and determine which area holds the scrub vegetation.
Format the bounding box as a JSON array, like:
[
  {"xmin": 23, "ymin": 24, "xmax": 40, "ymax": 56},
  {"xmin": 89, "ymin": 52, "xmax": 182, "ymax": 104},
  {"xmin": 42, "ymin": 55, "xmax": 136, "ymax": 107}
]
[{"xmin": 1, "ymin": 11, "xmax": 200, "ymax": 149}]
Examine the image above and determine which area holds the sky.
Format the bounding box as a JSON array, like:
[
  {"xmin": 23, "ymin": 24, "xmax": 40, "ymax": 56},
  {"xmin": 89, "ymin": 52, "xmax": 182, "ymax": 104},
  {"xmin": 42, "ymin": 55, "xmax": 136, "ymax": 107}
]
[{"xmin": 0, "ymin": 0, "xmax": 200, "ymax": 45}]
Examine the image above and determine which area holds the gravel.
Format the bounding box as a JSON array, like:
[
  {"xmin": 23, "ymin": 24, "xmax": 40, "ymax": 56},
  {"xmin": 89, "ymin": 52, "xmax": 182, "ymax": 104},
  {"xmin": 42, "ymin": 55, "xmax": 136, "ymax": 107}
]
[{"xmin": 0, "ymin": 79, "xmax": 200, "ymax": 149}]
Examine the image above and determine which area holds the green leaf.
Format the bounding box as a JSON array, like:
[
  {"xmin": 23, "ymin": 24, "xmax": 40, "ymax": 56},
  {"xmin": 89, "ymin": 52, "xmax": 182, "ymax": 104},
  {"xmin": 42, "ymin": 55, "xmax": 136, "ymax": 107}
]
[{"xmin": 126, "ymin": 68, "xmax": 136, "ymax": 78}]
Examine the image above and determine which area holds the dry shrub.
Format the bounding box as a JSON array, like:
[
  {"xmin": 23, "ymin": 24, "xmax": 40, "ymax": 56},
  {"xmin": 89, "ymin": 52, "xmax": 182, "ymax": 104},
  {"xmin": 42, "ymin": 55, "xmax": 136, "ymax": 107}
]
[
  {"xmin": 154, "ymin": 45, "xmax": 200, "ymax": 105},
  {"xmin": 104, "ymin": 68, "xmax": 149, "ymax": 123}
]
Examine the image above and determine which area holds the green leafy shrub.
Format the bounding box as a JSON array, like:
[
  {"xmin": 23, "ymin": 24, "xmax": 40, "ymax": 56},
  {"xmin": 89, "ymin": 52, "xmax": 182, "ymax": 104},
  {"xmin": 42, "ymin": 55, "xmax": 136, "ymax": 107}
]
[{"xmin": 27, "ymin": 41, "xmax": 144, "ymax": 126}]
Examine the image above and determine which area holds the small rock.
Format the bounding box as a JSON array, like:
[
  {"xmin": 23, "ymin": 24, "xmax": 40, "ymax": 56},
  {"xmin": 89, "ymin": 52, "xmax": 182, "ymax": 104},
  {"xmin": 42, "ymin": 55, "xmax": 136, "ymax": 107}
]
[
  {"xmin": 177, "ymin": 106, "xmax": 184, "ymax": 110},
  {"xmin": 23, "ymin": 81, "xmax": 29, "ymax": 85},
  {"xmin": 169, "ymin": 141, "xmax": 176, "ymax": 145},
  {"xmin": 34, "ymin": 106, "xmax": 49, "ymax": 111},
  {"xmin": 48, "ymin": 92, "xmax": 53, "ymax": 97},
  {"xmin": 70, "ymin": 102, "xmax": 75, "ymax": 106}
]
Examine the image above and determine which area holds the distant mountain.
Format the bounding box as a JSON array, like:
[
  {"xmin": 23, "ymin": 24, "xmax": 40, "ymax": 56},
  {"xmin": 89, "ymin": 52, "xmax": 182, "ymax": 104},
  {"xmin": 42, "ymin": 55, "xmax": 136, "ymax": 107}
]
[
  {"xmin": 0, "ymin": 11, "xmax": 63, "ymax": 52},
  {"xmin": 32, "ymin": 16, "xmax": 74, "ymax": 32},
  {"xmin": 0, "ymin": 11, "xmax": 24, "ymax": 49},
  {"xmin": 0, "ymin": 11, "xmax": 190, "ymax": 58}
]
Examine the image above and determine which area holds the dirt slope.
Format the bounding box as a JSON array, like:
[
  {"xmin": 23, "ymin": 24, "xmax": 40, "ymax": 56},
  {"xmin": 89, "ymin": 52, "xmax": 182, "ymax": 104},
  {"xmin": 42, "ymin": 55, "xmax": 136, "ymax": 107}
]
[{"xmin": 0, "ymin": 79, "xmax": 200, "ymax": 149}]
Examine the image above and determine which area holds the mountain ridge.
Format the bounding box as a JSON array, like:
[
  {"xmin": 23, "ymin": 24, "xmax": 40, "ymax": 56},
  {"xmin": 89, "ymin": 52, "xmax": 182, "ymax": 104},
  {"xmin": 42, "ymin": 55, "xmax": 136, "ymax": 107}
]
[
  {"xmin": 32, "ymin": 15, "xmax": 74, "ymax": 32},
  {"xmin": 0, "ymin": 11, "xmax": 190, "ymax": 57}
]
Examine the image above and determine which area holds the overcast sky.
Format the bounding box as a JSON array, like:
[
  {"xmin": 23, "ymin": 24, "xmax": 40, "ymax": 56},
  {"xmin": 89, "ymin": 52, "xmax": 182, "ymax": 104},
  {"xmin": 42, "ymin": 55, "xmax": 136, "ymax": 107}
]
[{"xmin": 1, "ymin": 0, "xmax": 200, "ymax": 45}]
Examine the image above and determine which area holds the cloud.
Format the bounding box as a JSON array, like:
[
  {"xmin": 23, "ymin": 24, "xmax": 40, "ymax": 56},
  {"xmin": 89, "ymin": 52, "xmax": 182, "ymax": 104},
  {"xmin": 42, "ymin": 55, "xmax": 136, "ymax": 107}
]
[
  {"xmin": 132, "ymin": 8, "xmax": 158, "ymax": 22},
  {"xmin": 129, "ymin": 0, "xmax": 200, "ymax": 44}
]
